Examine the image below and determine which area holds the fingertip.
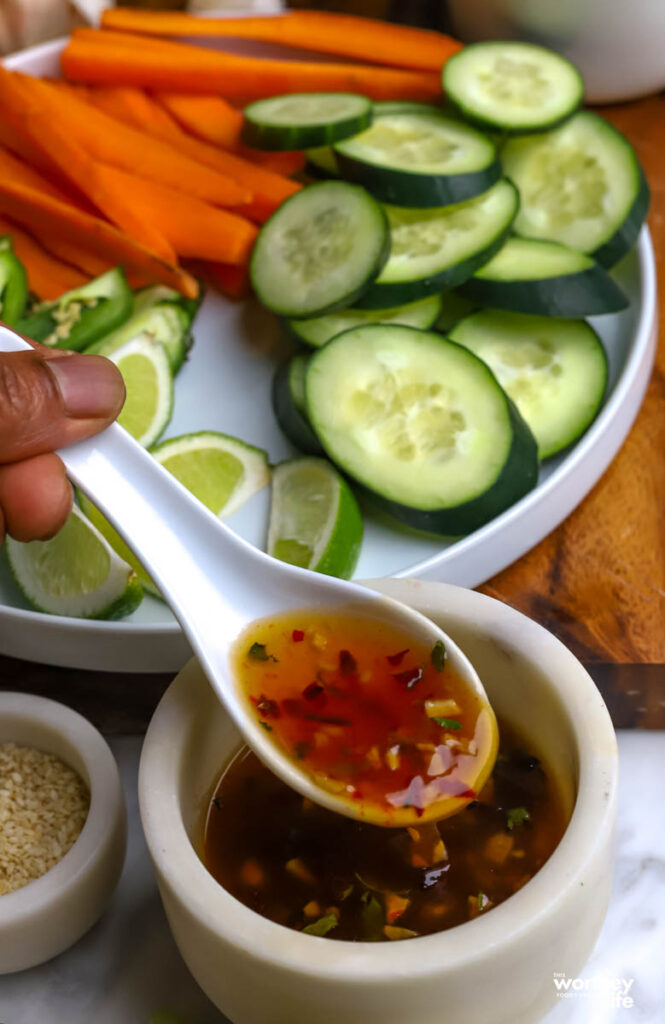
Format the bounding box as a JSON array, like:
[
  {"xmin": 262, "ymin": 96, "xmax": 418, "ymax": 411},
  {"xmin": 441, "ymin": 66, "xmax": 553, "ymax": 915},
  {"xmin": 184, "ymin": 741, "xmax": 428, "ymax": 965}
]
[{"xmin": 0, "ymin": 455, "xmax": 73, "ymax": 543}]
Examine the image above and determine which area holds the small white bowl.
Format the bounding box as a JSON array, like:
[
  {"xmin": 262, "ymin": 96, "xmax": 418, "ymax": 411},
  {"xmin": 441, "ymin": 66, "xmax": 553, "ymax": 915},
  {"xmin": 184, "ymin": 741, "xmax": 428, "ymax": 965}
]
[
  {"xmin": 0, "ymin": 692, "xmax": 126, "ymax": 973},
  {"xmin": 139, "ymin": 581, "xmax": 618, "ymax": 1024}
]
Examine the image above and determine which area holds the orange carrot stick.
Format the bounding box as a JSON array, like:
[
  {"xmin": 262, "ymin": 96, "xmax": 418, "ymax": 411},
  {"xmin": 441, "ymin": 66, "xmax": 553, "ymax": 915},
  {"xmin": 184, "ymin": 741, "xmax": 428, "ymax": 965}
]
[
  {"xmin": 58, "ymin": 80, "xmax": 300, "ymax": 223},
  {"xmin": 0, "ymin": 216, "xmax": 87, "ymax": 299},
  {"xmin": 0, "ymin": 69, "xmax": 176, "ymax": 264},
  {"xmin": 100, "ymin": 8, "xmax": 462, "ymax": 73},
  {"xmin": 109, "ymin": 168, "xmax": 257, "ymax": 263},
  {"xmin": 0, "ymin": 143, "xmax": 73, "ymax": 204},
  {"xmin": 0, "ymin": 178, "xmax": 198, "ymax": 298},
  {"xmin": 25, "ymin": 72, "xmax": 252, "ymax": 209},
  {"xmin": 153, "ymin": 93, "xmax": 304, "ymax": 177},
  {"xmin": 85, "ymin": 84, "xmax": 181, "ymax": 136},
  {"xmin": 28, "ymin": 231, "xmax": 112, "ymax": 278},
  {"xmin": 61, "ymin": 33, "xmax": 442, "ymax": 102}
]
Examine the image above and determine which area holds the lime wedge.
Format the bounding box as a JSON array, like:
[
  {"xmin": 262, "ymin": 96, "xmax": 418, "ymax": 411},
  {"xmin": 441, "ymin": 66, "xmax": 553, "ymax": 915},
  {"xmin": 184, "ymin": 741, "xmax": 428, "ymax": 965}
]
[
  {"xmin": 110, "ymin": 336, "xmax": 173, "ymax": 447},
  {"xmin": 267, "ymin": 457, "xmax": 363, "ymax": 578},
  {"xmin": 5, "ymin": 506, "xmax": 143, "ymax": 619},
  {"xmin": 77, "ymin": 491, "xmax": 160, "ymax": 598},
  {"xmin": 152, "ymin": 431, "xmax": 270, "ymax": 517}
]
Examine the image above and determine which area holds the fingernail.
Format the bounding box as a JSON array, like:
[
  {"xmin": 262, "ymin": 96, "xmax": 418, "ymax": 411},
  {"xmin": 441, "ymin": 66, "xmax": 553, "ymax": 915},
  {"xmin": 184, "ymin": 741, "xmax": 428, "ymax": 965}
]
[{"xmin": 48, "ymin": 355, "xmax": 125, "ymax": 419}]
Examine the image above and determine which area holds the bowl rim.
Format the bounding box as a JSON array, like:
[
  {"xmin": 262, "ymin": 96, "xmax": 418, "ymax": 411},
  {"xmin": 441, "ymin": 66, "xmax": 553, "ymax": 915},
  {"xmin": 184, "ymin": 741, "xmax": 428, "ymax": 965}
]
[
  {"xmin": 139, "ymin": 581, "xmax": 618, "ymax": 981},
  {"xmin": 0, "ymin": 691, "xmax": 125, "ymax": 926}
]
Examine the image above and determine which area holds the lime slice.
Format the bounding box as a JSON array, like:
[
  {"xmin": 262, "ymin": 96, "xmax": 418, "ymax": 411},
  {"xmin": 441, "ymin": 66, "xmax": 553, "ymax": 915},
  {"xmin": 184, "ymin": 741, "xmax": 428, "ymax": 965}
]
[
  {"xmin": 5, "ymin": 506, "xmax": 143, "ymax": 619},
  {"xmin": 110, "ymin": 335, "xmax": 173, "ymax": 447},
  {"xmin": 77, "ymin": 491, "xmax": 160, "ymax": 598},
  {"xmin": 267, "ymin": 457, "xmax": 363, "ymax": 578},
  {"xmin": 152, "ymin": 431, "xmax": 270, "ymax": 517}
]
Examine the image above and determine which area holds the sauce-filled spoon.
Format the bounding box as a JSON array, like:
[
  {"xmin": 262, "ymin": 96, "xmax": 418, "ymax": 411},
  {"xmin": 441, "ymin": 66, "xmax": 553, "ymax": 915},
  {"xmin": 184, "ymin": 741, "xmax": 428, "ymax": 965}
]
[{"xmin": 1, "ymin": 327, "xmax": 498, "ymax": 825}]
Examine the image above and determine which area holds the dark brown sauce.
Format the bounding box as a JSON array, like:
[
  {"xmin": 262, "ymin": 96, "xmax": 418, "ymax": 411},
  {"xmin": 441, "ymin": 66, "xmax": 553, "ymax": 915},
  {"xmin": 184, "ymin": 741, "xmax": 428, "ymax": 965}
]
[{"xmin": 202, "ymin": 719, "xmax": 567, "ymax": 942}]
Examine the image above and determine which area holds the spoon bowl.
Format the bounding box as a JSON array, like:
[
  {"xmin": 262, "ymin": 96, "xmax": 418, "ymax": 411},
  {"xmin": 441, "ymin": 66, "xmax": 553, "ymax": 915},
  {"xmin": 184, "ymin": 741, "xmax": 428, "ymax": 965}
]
[{"xmin": 0, "ymin": 326, "xmax": 497, "ymax": 823}]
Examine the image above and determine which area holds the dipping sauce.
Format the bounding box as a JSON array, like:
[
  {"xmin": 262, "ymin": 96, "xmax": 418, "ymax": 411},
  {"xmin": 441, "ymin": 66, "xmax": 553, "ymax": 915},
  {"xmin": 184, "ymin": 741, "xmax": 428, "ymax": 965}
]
[
  {"xmin": 233, "ymin": 611, "xmax": 497, "ymax": 825},
  {"xmin": 203, "ymin": 722, "xmax": 566, "ymax": 941}
]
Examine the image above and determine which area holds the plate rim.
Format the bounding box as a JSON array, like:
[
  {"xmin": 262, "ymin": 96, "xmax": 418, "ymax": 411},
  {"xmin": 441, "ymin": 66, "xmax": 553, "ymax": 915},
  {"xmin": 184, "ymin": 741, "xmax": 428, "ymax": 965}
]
[{"xmin": 0, "ymin": 39, "xmax": 658, "ymax": 652}]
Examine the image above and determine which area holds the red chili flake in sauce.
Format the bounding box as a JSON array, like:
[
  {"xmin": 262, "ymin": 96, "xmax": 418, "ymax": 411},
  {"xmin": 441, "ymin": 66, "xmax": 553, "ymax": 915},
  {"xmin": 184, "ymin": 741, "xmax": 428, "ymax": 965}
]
[
  {"xmin": 292, "ymin": 630, "xmax": 305, "ymax": 643},
  {"xmin": 386, "ymin": 648, "xmax": 410, "ymax": 666},
  {"xmin": 393, "ymin": 665, "xmax": 424, "ymax": 689},
  {"xmin": 256, "ymin": 695, "xmax": 280, "ymax": 718},
  {"xmin": 302, "ymin": 681, "xmax": 325, "ymax": 702},
  {"xmin": 338, "ymin": 650, "xmax": 357, "ymax": 675}
]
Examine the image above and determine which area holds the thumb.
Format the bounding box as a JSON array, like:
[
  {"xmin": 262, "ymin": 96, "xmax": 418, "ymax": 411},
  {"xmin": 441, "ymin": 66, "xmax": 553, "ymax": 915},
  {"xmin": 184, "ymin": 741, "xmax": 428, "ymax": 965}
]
[{"xmin": 0, "ymin": 349, "xmax": 125, "ymax": 464}]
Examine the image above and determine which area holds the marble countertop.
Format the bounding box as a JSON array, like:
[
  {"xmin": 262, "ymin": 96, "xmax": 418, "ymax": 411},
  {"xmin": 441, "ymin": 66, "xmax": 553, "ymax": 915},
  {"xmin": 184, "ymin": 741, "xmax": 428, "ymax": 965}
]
[{"xmin": 1, "ymin": 731, "xmax": 664, "ymax": 1023}]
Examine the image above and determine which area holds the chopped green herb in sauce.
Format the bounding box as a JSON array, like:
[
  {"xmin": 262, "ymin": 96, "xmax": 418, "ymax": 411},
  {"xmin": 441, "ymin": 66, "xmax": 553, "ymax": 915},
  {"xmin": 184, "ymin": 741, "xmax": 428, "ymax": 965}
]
[
  {"xmin": 506, "ymin": 807, "xmax": 530, "ymax": 830},
  {"xmin": 430, "ymin": 640, "xmax": 447, "ymax": 672},
  {"xmin": 248, "ymin": 642, "xmax": 277, "ymax": 662},
  {"xmin": 433, "ymin": 717, "xmax": 462, "ymax": 730},
  {"xmin": 303, "ymin": 913, "xmax": 339, "ymax": 937}
]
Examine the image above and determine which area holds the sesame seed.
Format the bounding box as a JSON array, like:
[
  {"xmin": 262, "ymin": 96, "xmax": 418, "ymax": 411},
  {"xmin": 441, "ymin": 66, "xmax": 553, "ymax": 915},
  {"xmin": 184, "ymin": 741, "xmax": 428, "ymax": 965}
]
[{"xmin": 0, "ymin": 742, "xmax": 89, "ymax": 896}]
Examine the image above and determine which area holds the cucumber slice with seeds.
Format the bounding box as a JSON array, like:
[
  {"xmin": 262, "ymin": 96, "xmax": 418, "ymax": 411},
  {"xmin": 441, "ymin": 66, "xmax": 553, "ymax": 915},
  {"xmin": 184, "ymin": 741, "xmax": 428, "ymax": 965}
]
[
  {"xmin": 502, "ymin": 111, "xmax": 649, "ymax": 267},
  {"xmin": 356, "ymin": 179, "xmax": 518, "ymax": 308},
  {"xmin": 443, "ymin": 42, "xmax": 583, "ymax": 133},
  {"xmin": 306, "ymin": 324, "xmax": 538, "ymax": 535},
  {"xmin": 250, "ymin": 181, "xmax": 390, "ymax": 318},
  {"xmin": 243, "ymin": 92, "xmax": 372, "ymax": 151},
  {"xmin": 334, "ymin": 109, "xmax": 500, "ymax": 207},
  {"xmin": 285, "ymin": 293, "xmax": 442, "ymax": 348},
  {"xmin": 450, "ymin": 311, "xmax": 607, "ymax": 459},
  {"xmin": 458, "ymin": 237, "xmax": 629, "ymax": 316},
  {"xmin": 272, "ymin": 354, "xmax": 324, "ymax": 456}
]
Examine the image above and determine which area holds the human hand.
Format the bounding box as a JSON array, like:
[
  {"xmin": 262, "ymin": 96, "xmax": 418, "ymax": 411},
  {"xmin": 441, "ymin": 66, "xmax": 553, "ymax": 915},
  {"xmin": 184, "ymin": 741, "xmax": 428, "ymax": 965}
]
[{"xmin": 0, "ymin": 343, "xmax": 125, "ymax": 545}]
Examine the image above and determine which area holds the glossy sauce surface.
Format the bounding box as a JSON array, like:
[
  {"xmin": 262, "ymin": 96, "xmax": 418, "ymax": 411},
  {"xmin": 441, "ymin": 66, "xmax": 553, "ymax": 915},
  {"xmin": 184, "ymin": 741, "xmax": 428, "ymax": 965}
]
[
  {"xmin": 233, "ymin": 611, "xmax": 496, "ymax": 825},
  {"xmin": 203, "ymin": 721, "xmax": 567, "ymax": 942}
]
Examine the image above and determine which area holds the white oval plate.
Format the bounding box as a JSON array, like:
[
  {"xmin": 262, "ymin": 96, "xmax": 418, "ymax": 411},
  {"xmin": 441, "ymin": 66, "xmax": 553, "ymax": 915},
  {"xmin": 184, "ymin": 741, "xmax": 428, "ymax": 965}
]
[{"xmin": 0, "ymin": 40, "xmax": 657, "ymax": 672}]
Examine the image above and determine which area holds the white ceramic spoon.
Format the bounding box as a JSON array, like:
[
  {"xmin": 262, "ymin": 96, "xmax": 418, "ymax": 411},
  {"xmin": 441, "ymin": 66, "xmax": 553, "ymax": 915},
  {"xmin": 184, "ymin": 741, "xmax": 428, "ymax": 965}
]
[{"xmin": 1, "ymin": 327, "xmax": 497, "ymax": 823}]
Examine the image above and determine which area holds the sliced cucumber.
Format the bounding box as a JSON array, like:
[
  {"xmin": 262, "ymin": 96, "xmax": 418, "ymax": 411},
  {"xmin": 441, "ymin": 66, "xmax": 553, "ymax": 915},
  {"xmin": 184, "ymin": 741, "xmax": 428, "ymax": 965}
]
[
  {"xmin": 450, "ymin": 311, "xmax": 607, "ymax": 460},
  {"xmin": 86, "ymin": 302, "xmax": 193, "ymax": 373},
  {"xmin": 435, "ymin": 291, "xmax": 476, "ymax": 334},
  {"xmin": 458, "ymin": 237, "xmax": 628, "ymax": 316},
  {"xmin": 306, "ymin": 324, "xmax": 538, "ymax": 535},
  {"xmin": 250, "ymin": 181, "xmax": 390, "ymax": 318},
  {"xmin": 334, "ymin": 109, "xmax": 500, "ymax": 207},
  {"xmin": 285, "ymin": 293, "xmax": 442, "ymax": 349},
  {"xmin": 372, "ymin": 101, "xmax": 449, "ymax": 118},
  {"xmin": 356, "ymin": 179, "xmax": 518, "ymax": 308},
  {"xmin": 305, "ymin": 146, "xmax": 340, "ymax": 179},
  {"xmin": 443, "ymin": 42, "xmax": 583, "ymax": 133},
  {"xmin": 16, "ymin": 267, "xmax": 133, "ymax": 351},
  {"xmin": 502, "ymin": 111, "xmax": 649, "ymax": 267},
  {"xmin": 272, "ymin": 354, "xmax": 324, "ymax": 456},
  {"xmin": 243, "ymin": 92, "xmax": 372, "ymax": 151}
]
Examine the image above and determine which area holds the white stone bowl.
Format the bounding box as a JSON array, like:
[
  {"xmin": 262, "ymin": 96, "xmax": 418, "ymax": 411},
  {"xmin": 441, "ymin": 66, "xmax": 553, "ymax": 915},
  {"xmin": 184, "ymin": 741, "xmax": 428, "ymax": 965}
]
[
  {"xmin": 139, "ymin": 580, "xmax": 618, "ymax": 1024},
  {"xmin": 0, "ymin": 692, "xmax": 126, "ymax": 973}
]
